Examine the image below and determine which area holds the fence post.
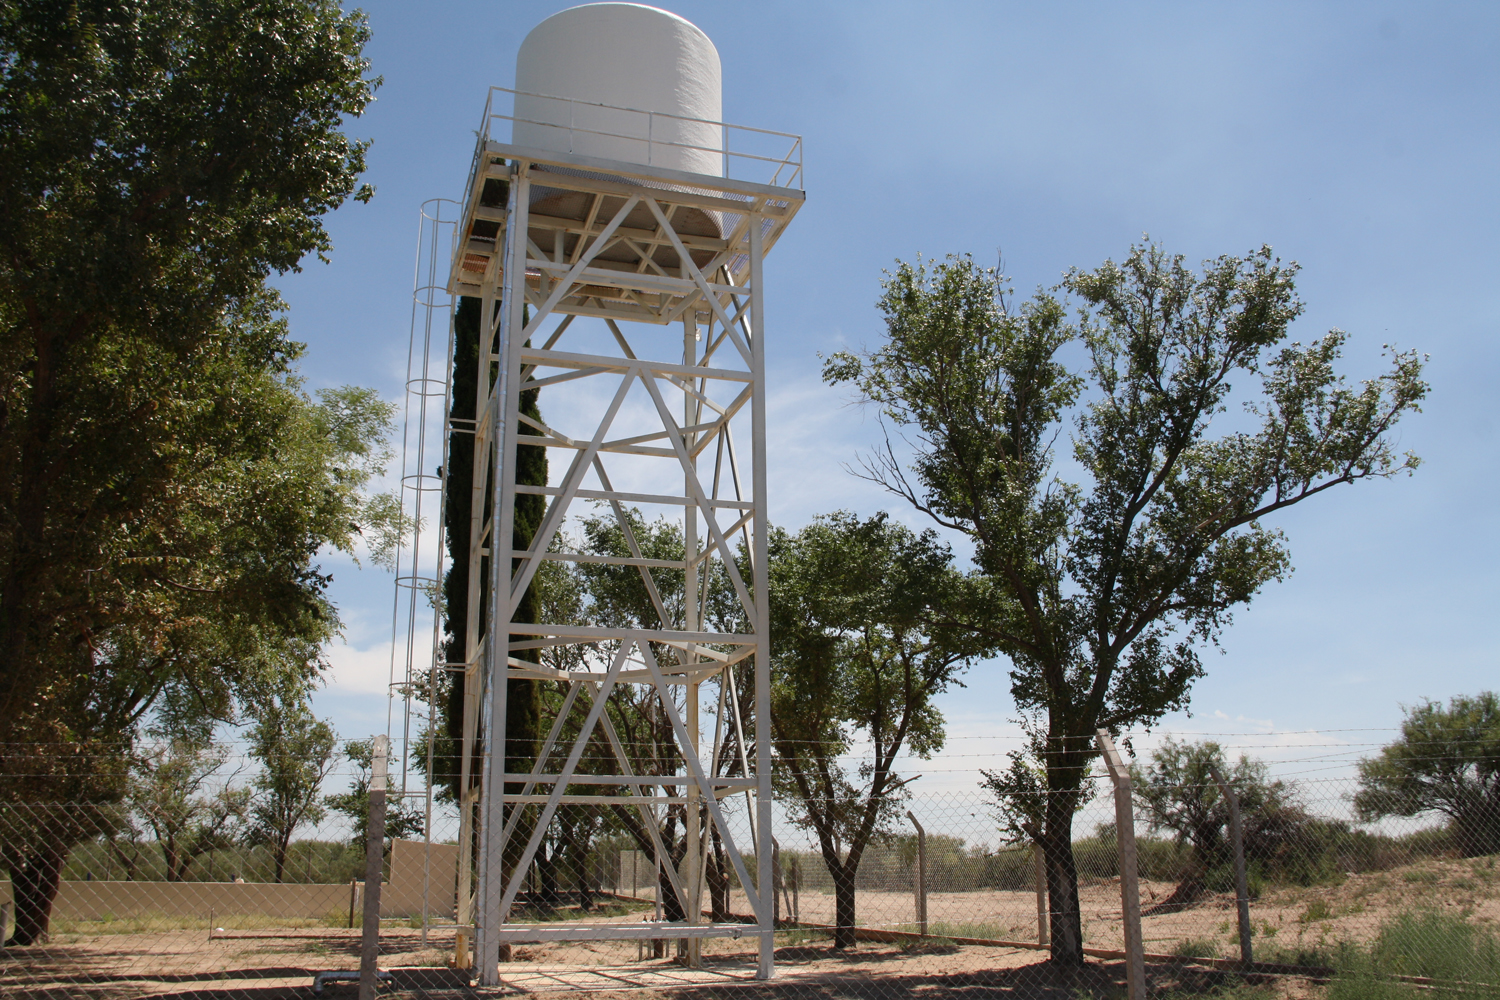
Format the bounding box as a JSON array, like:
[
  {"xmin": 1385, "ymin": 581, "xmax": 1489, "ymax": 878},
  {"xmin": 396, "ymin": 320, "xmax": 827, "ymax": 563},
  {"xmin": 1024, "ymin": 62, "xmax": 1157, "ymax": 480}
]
[
  {"xmin": 359, "ymin": 734, "xmax": 389, "ymax": 1000},
  {"xmin": 906, "ymin": 811, "xmax": 927, "ymax": 937},
  {"xmin": 1096, "ymin": 730, "xmax": 1146, "ymax": 1000},
  {"xmin": 790, "ymin": 855, "xmax": 800, "ymax": 924},
  {"xmin": 771, "ymin": 841, "xmax": 782, "ymax": 927},
  {"xmin": 1032, "ymin": 842, "xmax": 1049, "ymax": 946},
  {"xmin": 1209, "ymin": 762, "xmax": 1253, "ymax": 966}
]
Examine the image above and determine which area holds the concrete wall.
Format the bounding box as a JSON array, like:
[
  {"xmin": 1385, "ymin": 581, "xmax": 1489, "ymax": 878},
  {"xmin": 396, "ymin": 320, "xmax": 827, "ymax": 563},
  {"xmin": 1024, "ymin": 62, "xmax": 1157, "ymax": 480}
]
[{"xmin": 0, "ymin": 838, "xmax": 460, "ymax": 923}]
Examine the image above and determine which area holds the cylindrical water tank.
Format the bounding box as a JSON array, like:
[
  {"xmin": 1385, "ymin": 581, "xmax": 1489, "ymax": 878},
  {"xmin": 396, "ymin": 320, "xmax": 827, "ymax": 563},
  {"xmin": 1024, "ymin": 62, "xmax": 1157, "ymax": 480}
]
[{"xmin": 513, "ymin": 3, "xmax": 723, "ymax": 176}]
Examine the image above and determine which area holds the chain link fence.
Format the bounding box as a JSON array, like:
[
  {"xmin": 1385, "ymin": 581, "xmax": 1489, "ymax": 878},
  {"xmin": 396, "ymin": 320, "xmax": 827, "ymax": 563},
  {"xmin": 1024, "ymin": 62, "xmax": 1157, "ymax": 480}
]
[{"xmin": 3, "ymin": 734, "xmax": 1498, "ymax": 999}]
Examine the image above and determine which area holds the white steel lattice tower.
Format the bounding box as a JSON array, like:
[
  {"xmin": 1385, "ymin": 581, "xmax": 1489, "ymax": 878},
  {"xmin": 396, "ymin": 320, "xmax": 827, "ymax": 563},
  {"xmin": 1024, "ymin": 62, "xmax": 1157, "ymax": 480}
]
[{"xmin": 442, "ymin": 3, "xmax": 803, "ymax": 986}]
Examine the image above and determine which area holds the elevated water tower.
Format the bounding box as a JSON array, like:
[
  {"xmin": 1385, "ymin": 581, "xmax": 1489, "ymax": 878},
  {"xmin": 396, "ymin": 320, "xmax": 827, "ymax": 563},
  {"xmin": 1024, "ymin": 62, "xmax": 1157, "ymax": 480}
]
[{"xmin": 443, "ymin": 3, "xmax": 802, "ymax": 985}]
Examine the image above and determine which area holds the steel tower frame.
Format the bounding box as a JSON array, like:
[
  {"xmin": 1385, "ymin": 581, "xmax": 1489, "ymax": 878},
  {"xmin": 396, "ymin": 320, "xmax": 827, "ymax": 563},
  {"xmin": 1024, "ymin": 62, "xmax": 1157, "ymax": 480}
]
[{"xmin": 445, "ymin": 89, "xmax": 802, "ymax": 986}]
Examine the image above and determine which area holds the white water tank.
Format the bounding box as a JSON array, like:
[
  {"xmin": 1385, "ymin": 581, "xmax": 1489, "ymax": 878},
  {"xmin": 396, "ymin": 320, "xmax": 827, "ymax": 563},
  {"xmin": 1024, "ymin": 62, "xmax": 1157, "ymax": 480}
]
[{"xmin": 513, "ymin": 3, "xmax": 723, "ymax": 177}]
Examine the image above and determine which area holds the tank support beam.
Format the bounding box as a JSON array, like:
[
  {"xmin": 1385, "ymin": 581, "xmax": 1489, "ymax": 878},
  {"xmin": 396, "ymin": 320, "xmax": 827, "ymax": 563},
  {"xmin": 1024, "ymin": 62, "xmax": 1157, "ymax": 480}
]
[{"xmin": 449, "ymin": 144, "xmax": 801, "ymax": 987}]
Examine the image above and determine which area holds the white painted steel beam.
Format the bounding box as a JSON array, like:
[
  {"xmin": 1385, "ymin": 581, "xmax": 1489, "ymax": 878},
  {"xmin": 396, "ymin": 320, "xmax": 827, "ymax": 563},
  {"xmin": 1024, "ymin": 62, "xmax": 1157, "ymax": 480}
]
[{"xmin": 453, "ymin": 126, "xmax": 796, "ymax": 985}]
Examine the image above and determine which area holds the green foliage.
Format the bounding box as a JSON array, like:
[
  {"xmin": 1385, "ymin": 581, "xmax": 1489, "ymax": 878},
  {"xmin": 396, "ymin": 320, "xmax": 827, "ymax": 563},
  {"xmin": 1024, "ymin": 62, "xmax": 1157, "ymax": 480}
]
[
  {"xmin": 1328, "ymin": 910, "xmax": 1500, "ymax": 999},
  {"xmin": 323, "ymin": 739, "xmax": 425, "ymax": 848},
  {"xmin": 1134, "ymin": 739, "xmax": 1288, "ymax": 861},
  {"xmin": 1356, "ymin": 692, "xmax": 1500, "ymax": 857},
  {"xmin": 245, "ymin": 697, "xmax": 336, "ymax": 883},
  {"xmin": 433, "ymin": 295, "xmax": 545, "ymax": 804},
  {"xmin": 768, "ymin": 511, "xmax": 994, "ymax": 943},
  {"xmin": 824, "ymin": 243, "xmax": 1427, "ymax": 963},
  {"xmin": 114, "ymin": 739, "xmax": 249, "ymax": 882},
  {"xmin": 1171, "ymin": 937, "xmax": 1220, "ymax": 959},
  {"xmin": 981, "ymin": 723, "xmax": 1097, "ymax": 845},
  {"xmin": 0, "ymin": 0, "xmax": 385, "ymax": 814}
]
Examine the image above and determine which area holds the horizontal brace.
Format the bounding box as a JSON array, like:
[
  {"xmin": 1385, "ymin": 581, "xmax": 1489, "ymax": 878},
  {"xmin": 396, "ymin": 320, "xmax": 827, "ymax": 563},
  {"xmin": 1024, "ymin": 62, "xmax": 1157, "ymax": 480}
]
[
  {"xmin": 522, "ymin": 366, "xmax": 610, "ymax": 390},
  {"xmin": 507, "ymin": 624, "xmax": 756, "ymax": 644},
  {"xmin": 515, "ymin": 484, "xmax": 753, "ymax": 510},
  {"xmin": 504, "ymin": 664, "xmax": 725, "ymax": 685},
  {"xmin": 501, "ymin": 793, "xmax": 735, "ymax": 805},
  {"xmin": 525, "ymin": 212, "xmax": 730, "ymax": 253},
  {"xmin": 503, "ymin": 774, "xmax": 757, "ymax": 788},
  {"xmin": 485, "ymin": 141, "xmax": 795, "ymax": 204},
  {"xmin": 484, "ymin": 921, "xmax": 756, "ymax": 943},
  {"xmin": 520, "ymin": 348, "xmax": 752, "ymax": 383},
  {"xmin": 528, "ymin": 258, "xmax": 746, "ymax": 298},
  {"xmin": 512, "ymin": 550, "xmax": 686, "ymax": 570},
  {"xmin": 607, "ymin": 417, "xmax": 724, "ymax": 450}
]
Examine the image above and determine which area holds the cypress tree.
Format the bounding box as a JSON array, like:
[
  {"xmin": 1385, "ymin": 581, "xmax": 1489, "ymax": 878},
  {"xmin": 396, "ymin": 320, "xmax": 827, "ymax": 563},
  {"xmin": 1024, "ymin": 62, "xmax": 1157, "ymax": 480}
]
[{"xmin": 438, "ymin": 291, "xmax": 544, "ymax": 801}]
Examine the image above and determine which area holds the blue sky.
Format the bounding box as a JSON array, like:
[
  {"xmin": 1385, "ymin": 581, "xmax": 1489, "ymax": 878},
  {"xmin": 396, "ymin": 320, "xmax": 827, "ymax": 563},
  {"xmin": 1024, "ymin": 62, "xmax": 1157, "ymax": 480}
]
[{"xmin": 276, "ymin": 1, "xmax": 1499, "ymax": 785}]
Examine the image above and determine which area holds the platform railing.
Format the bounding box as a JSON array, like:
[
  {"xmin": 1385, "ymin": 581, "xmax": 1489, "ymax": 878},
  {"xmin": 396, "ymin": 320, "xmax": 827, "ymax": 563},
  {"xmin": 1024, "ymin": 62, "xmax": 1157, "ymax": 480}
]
[{"xmin": 466, "ymin": 85, "xmax": 803, "ymax": 199}]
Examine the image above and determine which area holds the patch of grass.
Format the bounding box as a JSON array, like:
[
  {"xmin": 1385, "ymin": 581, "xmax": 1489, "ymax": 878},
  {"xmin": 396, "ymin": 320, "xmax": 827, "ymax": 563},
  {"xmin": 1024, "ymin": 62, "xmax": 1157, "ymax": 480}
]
[
  {"xmin": 325, "ymin": 909, "xmax": 359, "ymax": 929},
  {"xmin": 889, "ymin": 919, "xmax": 1013, "ymax": 941},
  {"xmin": 51, "ymin": 913, "xmax": 334, "ymax": 936},
  {"xmin": 1299, "ymin": 899, "xmax": 1335, "ymax": 923},
  {"xmin": 1255, "ymin": 941, "xmax": 1341, "ymax": 969},
  {"xmin": 1364, "ymin": 909, "xmax": 1500, "ymax": 987},
  {"xmin": 899, "ymin": 935, "xmax": 958, "ymax": 955},
  {"xmin": 775, "ymin": 927, "xmax": 830, "ymax": 947},
  {"xmin": 1326, "ymin": 976, "xmax": 1419, "ymax": 1000},
  {"xmin": 1154, "ymin": 983, "xmax": 1275, "ymax": 1000},
  {"xmin": 1402, "ymin": 869, "xmax": 1440, "ymax": 885},
  {"xmin": 1170, "ymin": 937, "xmax": 1220, "ymax": 960},
  {"xmin": 509, "ymin": 901, "xmax": 643, "ymax": 923}
]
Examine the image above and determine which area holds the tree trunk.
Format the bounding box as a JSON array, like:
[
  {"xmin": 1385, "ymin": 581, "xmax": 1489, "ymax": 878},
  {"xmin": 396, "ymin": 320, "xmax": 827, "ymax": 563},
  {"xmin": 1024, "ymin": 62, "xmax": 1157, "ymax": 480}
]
[
  {"xmin": 1041, "ymin": 790, "xmax": 1085, "ymax": 967},
  {"xmin": 706, "ymin": 847, "xmax": 730, "ymax": 922},
  {"xmin": 273, "ymin": 838, "xmax": 289, "ymax": 883},
  {"xmin": 537, "ymin": 846, "xmax": 560, "ymax": 911},
  {"xmin": 832, "ymin": 862, "xmax": 857, "ymax": 950},
  {"xmin": 8, "ymin": 844, "xmax": 67, "ymax": 946},
  {"xmin": 658, "ymin": 865, "xmax": 685, "ymax": 921}
]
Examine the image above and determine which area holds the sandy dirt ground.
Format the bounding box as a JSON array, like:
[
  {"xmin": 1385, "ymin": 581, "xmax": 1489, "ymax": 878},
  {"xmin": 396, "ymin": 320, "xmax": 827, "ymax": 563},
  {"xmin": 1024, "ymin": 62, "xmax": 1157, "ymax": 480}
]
[{"xmin": 4, "ymin": 853, "xmax": 1495, "ymax": 998}]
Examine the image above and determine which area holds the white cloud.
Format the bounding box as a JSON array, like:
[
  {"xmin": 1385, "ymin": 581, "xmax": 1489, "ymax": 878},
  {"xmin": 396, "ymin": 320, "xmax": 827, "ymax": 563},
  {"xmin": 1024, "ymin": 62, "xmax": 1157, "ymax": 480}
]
[{"xmin": 323, "ymin": 637, "xmax": 395, "ymax": 696}]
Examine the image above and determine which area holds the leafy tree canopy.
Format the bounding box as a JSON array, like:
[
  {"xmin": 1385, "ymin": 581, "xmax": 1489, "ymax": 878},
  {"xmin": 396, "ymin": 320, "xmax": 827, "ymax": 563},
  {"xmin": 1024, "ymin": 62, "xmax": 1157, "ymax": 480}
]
[
  {"xmin": 0, "ymin": 0, "xmax": 383, "ymax": 780},
  {"xmin": 769, "ymin": 510, "xmax": 994, "ymax": 946},
  {"xmin": 246, "ymin": 694, "xmax": 336, "ymax": 884},
  {"xmin": 824, "ymin": 242, "xmax": 1427, "ymax": 964},
  {"xmin": 325, "ymin": 738, "xmax": 425, "ymax": 848},
  {"xmin": 1356, "ymin": 692, "xmax": 1500, "ymax": 857}
]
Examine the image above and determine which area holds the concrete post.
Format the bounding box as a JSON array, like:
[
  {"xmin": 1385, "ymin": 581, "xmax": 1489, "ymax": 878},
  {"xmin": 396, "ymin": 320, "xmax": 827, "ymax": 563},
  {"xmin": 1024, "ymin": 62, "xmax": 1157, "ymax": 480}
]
[
  {"xmin": 1209, "ymin": 762, "xmax": 1253, "ymax": 965},
  {"xmin": 359, "ymin": 735, "xmax": 389, "ymax": 1000},
  {"xmin": 906, "ymin": 811, "xmax": 927, "ymax": 937},
  {"xmin": 1033, "ymin": 843, "xmax": 1049, "ymax": 946},
  {"xmin": 1096, "ymin": 730, "xmax": 1146, "ymax": 1000}
]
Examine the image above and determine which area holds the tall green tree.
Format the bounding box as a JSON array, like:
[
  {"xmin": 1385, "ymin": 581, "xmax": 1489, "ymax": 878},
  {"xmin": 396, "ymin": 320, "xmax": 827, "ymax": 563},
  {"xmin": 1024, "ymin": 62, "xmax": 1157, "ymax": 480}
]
[
  {"xmin": 435, "ymin": 294, "xmax": 545, "ymax": 804},
  {"xmin": 246, "ymin": 695, "xmax": 337, "ymax": 884},
  {"xmin": 1356, "ymin": 693, "xmax": 1500, "ymax": 857},
  {"xmin": 325, "ymin": 738, "xmax": 425, "ymax": 847},
  {"xmin": 769, "ymin": 511, "xmax": 992, "ymax": 948},
  {"xmin": 125, "ymin": 738, "xmax": 251, "ymax": 883},
  {"xmin": 1132, "ymin": 738, "xmax": 1291, "ymax": 906},
  {"xmin": 824, "ymin": 244, "xmax": 1427, "ymax": 965},
  {"xmin": 0, "ymin": 0, "xmax": 382, "ymax": 943}
]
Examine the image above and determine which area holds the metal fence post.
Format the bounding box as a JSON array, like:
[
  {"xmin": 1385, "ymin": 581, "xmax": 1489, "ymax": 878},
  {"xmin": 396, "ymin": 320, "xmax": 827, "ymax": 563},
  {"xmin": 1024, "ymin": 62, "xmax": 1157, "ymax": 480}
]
[
  {"xmin": 1032, "ymin": 842, "xmax": 1049, "ymax": 946},
  {"xmin": 1209, "ymin": 762, "xmax": 1253, "ymax": 965},
  {"xmin": 906, "ymin": 811, "xmax": 927, "ymax": 937},
  {"xmin": 1096, "ymin": 730, "xmax": 1146, "ymax": 1000},
  {"xmin": 359, "ymin": 734, "xmax": 389, "ymax": 1000}
]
